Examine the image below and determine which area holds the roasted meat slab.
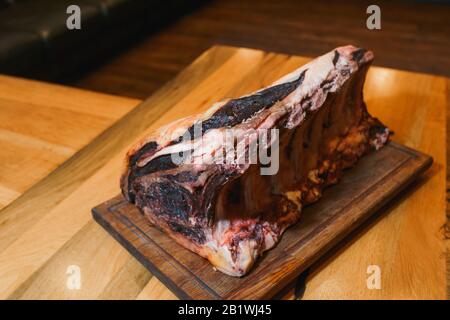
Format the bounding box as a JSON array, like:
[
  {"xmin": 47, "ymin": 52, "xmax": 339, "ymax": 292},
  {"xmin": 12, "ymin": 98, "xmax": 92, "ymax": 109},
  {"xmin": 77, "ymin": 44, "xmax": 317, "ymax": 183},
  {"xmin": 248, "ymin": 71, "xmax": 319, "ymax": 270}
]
[{"xmin": 120, "ymin": 46, "xmax": 390, "ymax": 276}]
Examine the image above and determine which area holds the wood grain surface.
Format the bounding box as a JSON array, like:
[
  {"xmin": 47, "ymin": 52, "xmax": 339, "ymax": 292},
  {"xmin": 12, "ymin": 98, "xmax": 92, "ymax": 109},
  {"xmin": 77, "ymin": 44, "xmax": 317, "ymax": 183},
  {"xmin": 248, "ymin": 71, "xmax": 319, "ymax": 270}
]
[
  {"xmin": 0, "ymin": 46, "xmax": 446, "ymax": 299},
  {"xmin": 93, "ymin": 143, "xmax": 432, "ymax": 300},
  {"xmin": 0, "ymin": 75, "xmax": 139, "ymax": 210}
]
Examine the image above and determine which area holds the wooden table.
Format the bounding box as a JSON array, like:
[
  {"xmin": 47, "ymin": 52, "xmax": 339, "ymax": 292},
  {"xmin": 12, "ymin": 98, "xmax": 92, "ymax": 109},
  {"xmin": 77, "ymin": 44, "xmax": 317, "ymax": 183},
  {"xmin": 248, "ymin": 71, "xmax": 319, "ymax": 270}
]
[
  {"xmin": 0, "ymin": 46, "xmax": 447, "ymax": 299},
  {"xmin": 0, "ymin": 75, "xmax": 139, "ymax": 210}
]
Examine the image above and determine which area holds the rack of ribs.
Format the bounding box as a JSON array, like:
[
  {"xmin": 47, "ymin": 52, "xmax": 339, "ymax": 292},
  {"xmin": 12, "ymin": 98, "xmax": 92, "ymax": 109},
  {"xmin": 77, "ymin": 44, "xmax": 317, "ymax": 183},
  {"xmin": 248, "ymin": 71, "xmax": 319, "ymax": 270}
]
[{"xmin": 120, "ymin": 45, "xmax": 390, "ymax": 277}]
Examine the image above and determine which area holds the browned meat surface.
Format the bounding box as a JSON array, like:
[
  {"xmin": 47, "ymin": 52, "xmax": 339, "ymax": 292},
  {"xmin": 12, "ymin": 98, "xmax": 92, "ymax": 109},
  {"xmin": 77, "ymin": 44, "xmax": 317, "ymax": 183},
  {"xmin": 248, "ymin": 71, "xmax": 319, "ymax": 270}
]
[{"xmin": 121, "ymin": 45, "xmax": 390, "ymax": 276}]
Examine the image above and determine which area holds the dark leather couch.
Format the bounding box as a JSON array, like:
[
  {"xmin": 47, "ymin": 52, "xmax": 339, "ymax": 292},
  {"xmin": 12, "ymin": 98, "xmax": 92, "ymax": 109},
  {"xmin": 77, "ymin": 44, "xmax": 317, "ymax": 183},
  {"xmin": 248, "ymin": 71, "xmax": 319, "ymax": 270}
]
[{"xmin": 0, "ymin": 0, "xmax": 206, "ymax": 79}]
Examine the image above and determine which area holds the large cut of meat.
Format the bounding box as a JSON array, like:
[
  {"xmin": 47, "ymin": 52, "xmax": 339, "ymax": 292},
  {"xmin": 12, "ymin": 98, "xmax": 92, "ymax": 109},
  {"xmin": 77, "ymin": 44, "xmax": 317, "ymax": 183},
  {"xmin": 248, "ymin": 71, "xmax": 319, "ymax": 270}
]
[{"xmin": 120, "ymin": 45, "xmax": 390, "ymax": 276}]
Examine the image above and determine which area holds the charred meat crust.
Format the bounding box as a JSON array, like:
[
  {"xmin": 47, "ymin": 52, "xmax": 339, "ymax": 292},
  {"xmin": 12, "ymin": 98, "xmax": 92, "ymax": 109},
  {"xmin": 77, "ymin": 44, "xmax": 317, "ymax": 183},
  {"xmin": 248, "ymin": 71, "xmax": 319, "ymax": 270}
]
[
  {"xmin": 332, "ymin": 50, "xmax": 340, "ymax": 65},
  {"xmin": 131, "ymin": 70, "xmax": 307, "ymax": 166},
  {"xmin": 188, "ymin": 69, "xmax": 307, "ymax": 136},
  {"xmin": 351, "ymin": 48, "xmax": 367, "ymax": 65},
  {"xmin": 125, "ymin": 70, "xmax": 307, "ymax": 202},
  {"xmin": 126, "ymin": 153, "xmax": 177, "ymax": 202},
  {"xmin": 143, "ymin": 181, "xmax": 193, "ymax": 221},
  {"xmin": 134, "ymin": 178, "xmax": 207, "ymax": 244},
  {"xmin": 164, "ymin": 171, "xmax": 200, "ymax": 183},
  {"xmin": 129, "ymin": 141, "xmax": 158, "ymax": 168},
  {"xmin": 167, "ymin": 221, "xmax": 206, "ymax": 244}
]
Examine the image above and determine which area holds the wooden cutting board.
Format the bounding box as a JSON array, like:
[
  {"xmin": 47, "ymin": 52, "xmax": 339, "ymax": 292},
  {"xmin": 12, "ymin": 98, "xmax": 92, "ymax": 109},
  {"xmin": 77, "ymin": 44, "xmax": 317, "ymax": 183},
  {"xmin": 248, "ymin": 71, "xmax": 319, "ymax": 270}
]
[{"xmin": 92, "ymin": 142, "xmax": 431, "ymax": 299}]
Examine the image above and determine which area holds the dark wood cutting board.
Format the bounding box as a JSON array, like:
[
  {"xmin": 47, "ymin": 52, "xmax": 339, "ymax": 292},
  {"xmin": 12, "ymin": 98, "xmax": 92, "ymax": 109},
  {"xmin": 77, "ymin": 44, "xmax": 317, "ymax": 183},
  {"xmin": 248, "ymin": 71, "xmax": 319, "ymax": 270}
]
[{"xmin": 92, "ymin": 142, "xmax": 432, "ymax": 300}]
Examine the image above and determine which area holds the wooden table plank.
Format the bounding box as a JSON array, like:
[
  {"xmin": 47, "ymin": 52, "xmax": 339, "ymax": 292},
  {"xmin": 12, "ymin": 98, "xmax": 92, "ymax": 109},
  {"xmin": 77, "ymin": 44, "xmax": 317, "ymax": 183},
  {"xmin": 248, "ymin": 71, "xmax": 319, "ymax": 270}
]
[
  {"xmin": 0, "ymin": 75, "xmax": 139, "ymax": 210},
  {"xmin": 446, "ymin": 78, "xmax": 450, "ymax": 299},
  {"xmin": 0, "ymin": 46, "xmax": 446, "ymax": 299}
]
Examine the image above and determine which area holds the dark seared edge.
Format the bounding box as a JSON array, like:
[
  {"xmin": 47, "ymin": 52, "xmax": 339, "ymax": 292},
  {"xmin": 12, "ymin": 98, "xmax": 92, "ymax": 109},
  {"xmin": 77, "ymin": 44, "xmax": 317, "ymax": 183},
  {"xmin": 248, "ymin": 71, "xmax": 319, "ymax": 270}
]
[
  {"xmin": 125, "ymin": 70, "xmax": 307, "ymax": 203},
  {"xmin": 187, "ymin": 69, "xmax": 307, "ymax": 136},
  {"xmin": 332, "ymin": 50, "xmax": 340, "ymax": 66},
  {"xmin": 351, "ymin": 48, "xmax": 368, "ymax": 65}
]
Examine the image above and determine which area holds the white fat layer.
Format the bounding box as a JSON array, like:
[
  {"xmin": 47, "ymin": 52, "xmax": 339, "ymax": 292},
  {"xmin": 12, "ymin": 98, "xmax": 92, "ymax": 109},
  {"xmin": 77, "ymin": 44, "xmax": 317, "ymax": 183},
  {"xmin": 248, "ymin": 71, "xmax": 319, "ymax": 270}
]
[
  {"xmin": 274, "ymin": 50, "xmax": 335, "ymax": 92},
  {"xmin": 203, "ymin": 226, "xmax": 280, "ymax": 276},
  {"xmin": 282, "ymin": 53, "xmax": 336, "ymax": 107},
  {"xmin": 140, "ymin": 49, "xmax": 353, "ymax": 168}
]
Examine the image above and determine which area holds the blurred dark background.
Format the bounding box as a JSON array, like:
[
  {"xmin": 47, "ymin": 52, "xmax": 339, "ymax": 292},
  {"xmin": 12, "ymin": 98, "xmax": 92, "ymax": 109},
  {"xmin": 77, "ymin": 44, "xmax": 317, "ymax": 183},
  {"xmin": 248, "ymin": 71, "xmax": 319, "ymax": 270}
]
[{"xmin": 0, "ymin": 0, "xmax": 449, "ymax": 99}]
